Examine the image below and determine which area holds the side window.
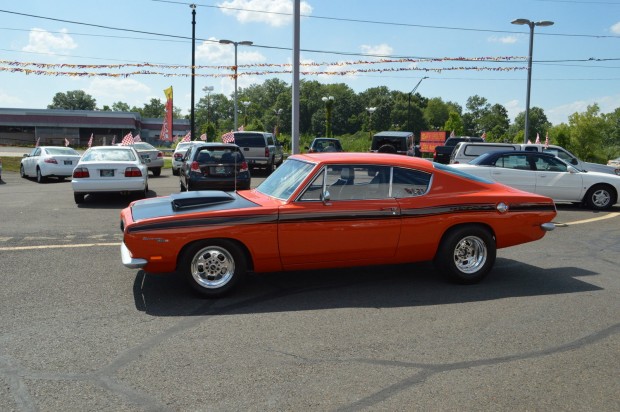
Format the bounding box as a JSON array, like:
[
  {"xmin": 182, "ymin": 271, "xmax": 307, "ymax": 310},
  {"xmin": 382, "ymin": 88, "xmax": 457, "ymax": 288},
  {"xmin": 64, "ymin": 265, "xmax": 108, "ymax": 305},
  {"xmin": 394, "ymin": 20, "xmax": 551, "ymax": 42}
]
[
  {"xmin": 537, "ymin": 156, "xmax": 567, "ymax": 172},
  {"xmin": 545, "ymin": 148, "xmax": 575, "ymax": 164},
  {"xmin": 298, "ymin": 169, "xmax": 325, "ymax": 201},
  {"xmin": 328, "ymin": 165, "xmax": 391, "ymax": 200},
  {"xmin": 392, "ymin": 167, "xmax": 431, "ymax": 198},
  {"xmin": 266, "ymin": 135, "xmax": 274, "ymax": 146},
  {"xmin": 498, "ymin": 154, "xmax": 530, "ymax": 170}
]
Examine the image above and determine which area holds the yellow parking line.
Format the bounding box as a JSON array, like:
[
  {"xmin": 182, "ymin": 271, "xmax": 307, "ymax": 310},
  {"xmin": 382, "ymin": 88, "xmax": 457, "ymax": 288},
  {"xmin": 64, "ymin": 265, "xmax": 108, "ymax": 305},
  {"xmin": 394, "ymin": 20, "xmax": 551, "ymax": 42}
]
[
  {"xmin": 0, "ymin": 242, "xmax": 120, "ymax": 251},
  {"xmin": 558, "ymin": 212, "xmax": 620, "ymax": 226}
]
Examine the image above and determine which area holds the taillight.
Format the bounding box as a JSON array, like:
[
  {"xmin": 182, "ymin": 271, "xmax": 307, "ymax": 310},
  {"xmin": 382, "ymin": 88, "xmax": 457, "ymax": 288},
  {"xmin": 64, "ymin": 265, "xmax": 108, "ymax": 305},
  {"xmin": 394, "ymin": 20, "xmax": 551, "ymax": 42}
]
[
  {"xmin": 190, "ymin": 161, "xmax": 201, "ymax": 172},
  {"xmin": 239, "ymin": 161, "xmax": 249, "ymax": 172},
  {"xmin": 174, "ymin": 153, "xmax": 183, "ymax": 160},
  {"xmin": 44, "ymin": 157, "xmax": 58, "ymax": 164},
  {"xmin": 453, "ymin": 161, "xmax": 459, "ymax": 164},
  {"xmin": 73, "ymin": 167, "xmax": 90, "ymax": 178},
  {"xmin": 157, "ymin": 151, "xmax": 163, "ymax": 158},
  {"xmin": 265, "ymin": 147, "xmax": 270, "ymax": 157},
  {"xmin": 124, "ymin": 167, "xmax": 142, "ymax": 177}
]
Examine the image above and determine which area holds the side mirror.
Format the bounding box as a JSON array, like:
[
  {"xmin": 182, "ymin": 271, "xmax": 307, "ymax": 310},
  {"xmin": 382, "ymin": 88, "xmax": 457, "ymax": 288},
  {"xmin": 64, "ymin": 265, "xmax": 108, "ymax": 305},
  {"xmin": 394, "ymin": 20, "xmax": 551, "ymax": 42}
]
[
  {"xmin": 567, "ymin": 166, "xmax": 578, "ymax": 174},
  {"xmin": 321, "ymin": 190, "xmax": 331, "ymax": 205},
  {"xmin": 23, "ymin": 154, "xmax": 29, "ymax": 158}
]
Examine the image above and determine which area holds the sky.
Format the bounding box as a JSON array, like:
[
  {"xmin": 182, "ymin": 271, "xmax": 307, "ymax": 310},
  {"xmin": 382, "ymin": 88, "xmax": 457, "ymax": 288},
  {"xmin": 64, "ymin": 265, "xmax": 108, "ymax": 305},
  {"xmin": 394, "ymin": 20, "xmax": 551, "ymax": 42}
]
[{"xmin": 1, "ymin": 0, "xmax": 619, "ymax": 126}]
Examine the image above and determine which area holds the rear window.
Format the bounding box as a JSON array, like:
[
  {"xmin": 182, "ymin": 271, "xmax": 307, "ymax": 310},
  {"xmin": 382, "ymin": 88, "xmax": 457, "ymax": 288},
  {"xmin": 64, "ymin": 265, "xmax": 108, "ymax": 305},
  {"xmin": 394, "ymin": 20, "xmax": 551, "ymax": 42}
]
[
  {"xmin": 46, "ymin": 147, "xmax": 79, "ymax": 156},
  {"xmin": 82, "ymin": 148, "xmax": 136, "ymax": 162},
  {"xmin": 234, "ymin": 134, "xmax": 266, "ymax": 147},
  {"xmin": 435, "ymin": 163, "xmax": 494, "ymax": 184},
  {"xmin": 195, "ymin": 147, "xmax": 244, "ymax": 164},
  {"xmin": 372, "ymin": 137, "xmax": 407, "ymax": 150}
]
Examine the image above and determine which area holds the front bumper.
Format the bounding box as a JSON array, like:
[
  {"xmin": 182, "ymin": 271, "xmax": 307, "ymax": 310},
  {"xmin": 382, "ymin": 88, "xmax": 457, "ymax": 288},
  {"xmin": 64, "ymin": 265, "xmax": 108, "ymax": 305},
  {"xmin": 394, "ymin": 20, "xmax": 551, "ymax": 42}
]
[{"xmin": 121, "ymin": 242, "xmax": 147, "ymax": 269}]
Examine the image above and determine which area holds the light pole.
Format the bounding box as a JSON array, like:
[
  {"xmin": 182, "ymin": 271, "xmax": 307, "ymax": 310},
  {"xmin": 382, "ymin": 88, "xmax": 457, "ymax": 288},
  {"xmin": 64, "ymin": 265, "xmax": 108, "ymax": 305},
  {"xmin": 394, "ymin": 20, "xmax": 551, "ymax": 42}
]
[
  {"xmin": 273, "ymin": 108, "xmax": 283, "ymax": 138},
  {"xmin": 511, "ymin": 18, "xmax": 554, "ymax": 143},
  {"xmin": 407, "ymin": 76, "xmax": 428, "ymax": 132},
  {"xmin": 366, "ymin": 106, "xmax": 376, "ymax": 140},
  {"xmin": 321, "ymin": 96, "xmax": 334, "ymax": 137},
  {"xmin": 242, "ymin": 101, "xmax": 251, "ymax": 127},
  {"xmin": 190, "ymin": 4, "xmax": 197, "ymax": 142},
  {"xmin": 219, "ymin": 39, "xmax": 253, "ymax": 130}
]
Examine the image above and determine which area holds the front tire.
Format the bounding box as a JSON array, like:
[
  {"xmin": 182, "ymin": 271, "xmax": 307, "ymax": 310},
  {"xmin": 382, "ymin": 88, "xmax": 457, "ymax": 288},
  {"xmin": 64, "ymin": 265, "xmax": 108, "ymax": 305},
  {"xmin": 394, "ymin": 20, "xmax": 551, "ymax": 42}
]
[
  {"xmin": 585, "ymin": 184, "xmax": 615, "ymax": 210},
  {"xmin": 180, "ymin": 240, "xmax": 247, "ymax": 297},
  {"xmin": 20, "ymin": 165, "xmax": 26, "ymax": 178},
  {"xmin": 36, "ymin": 167, "xmax": 46, "ymax": 183},
  {"xmin": 434, "ymin": 225, "xmax": 496, "ymax": 284}
]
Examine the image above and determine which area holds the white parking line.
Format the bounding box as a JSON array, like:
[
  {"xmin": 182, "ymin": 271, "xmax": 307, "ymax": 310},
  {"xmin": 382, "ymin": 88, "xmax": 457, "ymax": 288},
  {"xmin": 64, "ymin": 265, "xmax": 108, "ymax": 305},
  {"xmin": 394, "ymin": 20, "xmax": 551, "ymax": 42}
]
[
  {"xmin": 0, "ymin": 242, "xmax": 120, "ymax": 251},
  {"xmin": 559, "ymin": 212, "xmax": 620, "ymax": 226}
]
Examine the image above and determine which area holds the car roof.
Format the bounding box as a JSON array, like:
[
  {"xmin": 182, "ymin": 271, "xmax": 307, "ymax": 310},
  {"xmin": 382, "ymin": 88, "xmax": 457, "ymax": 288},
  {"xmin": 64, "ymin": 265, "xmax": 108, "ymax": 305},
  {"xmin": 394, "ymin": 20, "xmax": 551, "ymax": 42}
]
[
  {"xmin": 487, "ymin": 150, "xmax": 556, "ymax": 157},
  {"xmin": 292, "ymin": 152, "xmax": 433, "ymax": 170},
  {"xmin": 373, "ymin": 131, "xmax": 413, "ymax": 138}
]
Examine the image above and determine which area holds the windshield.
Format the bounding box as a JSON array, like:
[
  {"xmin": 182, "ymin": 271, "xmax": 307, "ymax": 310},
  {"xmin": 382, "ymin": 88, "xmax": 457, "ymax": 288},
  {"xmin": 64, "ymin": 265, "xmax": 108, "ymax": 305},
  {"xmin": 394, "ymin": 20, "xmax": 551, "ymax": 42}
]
[
  {"xmin": 256, "ymin": 159, "xmax": 316, "ymax": 200},
  {"xmin": 132, "ymin": 142, "xmax": 155, "ymax": 151}
]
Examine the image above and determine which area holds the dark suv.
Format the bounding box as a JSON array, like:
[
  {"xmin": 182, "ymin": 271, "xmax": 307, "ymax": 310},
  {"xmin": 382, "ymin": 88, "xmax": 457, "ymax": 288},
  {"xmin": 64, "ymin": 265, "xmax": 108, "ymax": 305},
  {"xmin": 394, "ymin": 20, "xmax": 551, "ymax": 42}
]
[
  {"xmin": 179, "ymin": 143, "xmax": 251, "ymax": 191},
  {"xmin": 370, "ymin": 131, "xmax": 415, "ymax": 156}
]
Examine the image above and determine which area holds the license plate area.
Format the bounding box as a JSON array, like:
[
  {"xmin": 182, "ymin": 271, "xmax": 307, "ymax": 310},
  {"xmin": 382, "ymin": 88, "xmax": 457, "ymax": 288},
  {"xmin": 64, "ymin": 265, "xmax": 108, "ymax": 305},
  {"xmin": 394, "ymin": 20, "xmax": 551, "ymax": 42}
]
[
  {"xmin": 64, "ymin": 160, "xmax": 72, "ymax": 165},
  {"xmin": 100, "ymin": 169, "xmax": 114, "ymax": 177},
  {"xmin": 211, "ymin": 166, "xmax": 233, "ymax": 176}
]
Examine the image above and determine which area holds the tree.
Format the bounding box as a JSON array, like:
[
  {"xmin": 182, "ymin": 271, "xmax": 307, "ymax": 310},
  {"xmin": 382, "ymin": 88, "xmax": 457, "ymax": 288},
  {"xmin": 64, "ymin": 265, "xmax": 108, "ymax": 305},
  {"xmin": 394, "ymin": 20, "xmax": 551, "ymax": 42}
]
[
  {"xmin": 479, "ymin": 104, "xmax": 510, "ymax": 141},
  {"xmin": 568, "ymin": 104, "xmax": 607, "ymax": 162},
  {"xmin": 509, "ymin": 107, "xmax": 551, "ymax": 143},
  {"xmin": 112, "ymin": 101, "xmax": 131, "ymax": 112},
  {"xmin": 424, "ymin": 97, "xmax": 450, "ymax": 130},
  {"xmin": 444, "ymin": 111, "xmax": 464, "ymax": 135},
  {"xmin": 48, "ymin": 90, "xmax": 97, "ymax": 110},
  {"xmin": 462, "ymin": 95, "xmax": 490, "ymax": 135}
]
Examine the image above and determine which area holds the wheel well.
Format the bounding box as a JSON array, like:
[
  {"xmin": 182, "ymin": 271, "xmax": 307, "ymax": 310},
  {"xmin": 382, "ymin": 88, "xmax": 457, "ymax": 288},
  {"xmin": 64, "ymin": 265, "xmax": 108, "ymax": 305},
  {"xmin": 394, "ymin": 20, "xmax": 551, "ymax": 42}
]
[
  {"xmin": 176, "ymin": 238, "xmax": 254, "ymax": 272},
  {"xmin": 438, "ymin": 223, "xmax": 496, "ymax": 249}
]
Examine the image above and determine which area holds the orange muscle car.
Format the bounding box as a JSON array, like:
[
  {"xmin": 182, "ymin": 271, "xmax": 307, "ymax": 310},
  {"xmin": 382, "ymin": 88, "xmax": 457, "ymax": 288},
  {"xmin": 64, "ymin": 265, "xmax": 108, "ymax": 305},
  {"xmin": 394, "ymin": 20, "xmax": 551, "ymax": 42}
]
[{"xmin": 120, "ymin": 153, "xmax": 556, "ymax": 297}]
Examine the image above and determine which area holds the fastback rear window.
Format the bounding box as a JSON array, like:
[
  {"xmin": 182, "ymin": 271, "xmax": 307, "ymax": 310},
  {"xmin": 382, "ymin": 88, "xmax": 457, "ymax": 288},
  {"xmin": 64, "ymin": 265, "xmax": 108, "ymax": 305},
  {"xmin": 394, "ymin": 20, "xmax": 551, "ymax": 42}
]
[
  {"xmin": 435, "ymin": 163, "xmax": 494, "ymax": 184},
  {"xmin": 234, "ymin": 134, "xmax": 265, "ymax": 147}
]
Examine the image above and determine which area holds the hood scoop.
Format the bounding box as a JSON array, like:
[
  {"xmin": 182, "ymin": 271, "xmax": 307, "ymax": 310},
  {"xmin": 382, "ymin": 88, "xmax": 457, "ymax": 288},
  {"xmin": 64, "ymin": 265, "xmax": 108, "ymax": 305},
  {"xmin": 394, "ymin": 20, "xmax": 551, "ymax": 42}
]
[{"xmin": 171, "ymin": 191, "xmax": 235, "ymax": 211}]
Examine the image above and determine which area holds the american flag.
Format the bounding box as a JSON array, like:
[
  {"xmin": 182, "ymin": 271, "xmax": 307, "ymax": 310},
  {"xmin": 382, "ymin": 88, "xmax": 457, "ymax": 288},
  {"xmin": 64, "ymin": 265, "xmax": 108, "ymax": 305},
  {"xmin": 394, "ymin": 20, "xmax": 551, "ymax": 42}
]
[
  {"xmin": 238, "ymin": 125, "xmax": 244, "ymax": 131},
  {"xmin": 87, "ymin": 133, "xmax": 94, "ymax": 148},
  {"xmin": 545, "ymin": 132, "xmax": 550, "ymax": 148},
  {"xmin": 133, "ymin": 133, "xmax": 142, "ymax": 142},
  {"xmin": 180, "ymin": 132, "xmax": 191, "ymax": 143},
  {"xmin": 200, "ymin": 133, "xmax": 207, "ymax": 141},
  {"xmin": 535, "ymin": 133, "xmax": 541, "ymax": 144},
  {"xmin": 120, "ymin": 132, "xmax": 134, "ymax": 146},
  {"xmin": 35, "ymin": 137, "xmax": 40, "ymax": 147},
  {"xmin": 450, "ymin": 130, "xmax": 456, "ymax": 138},
  {"xmin": 481, "ymin": 131, "xmax": 486, "ymax": 140},
  {"xmin": 222, "ymin": 130, "xmax": 235, "ymax": 143},
  {"xmin": 64, "ymin": 138, "xmax": 70, "ymax": 147}
]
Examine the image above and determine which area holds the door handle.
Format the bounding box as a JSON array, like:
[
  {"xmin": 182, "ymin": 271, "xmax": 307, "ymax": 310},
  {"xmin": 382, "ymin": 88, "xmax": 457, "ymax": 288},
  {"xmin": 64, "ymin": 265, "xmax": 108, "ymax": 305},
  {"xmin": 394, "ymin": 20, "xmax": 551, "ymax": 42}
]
[{"xmin": 381, "ymin": 207, "xmax": 399, "ymax": 215}]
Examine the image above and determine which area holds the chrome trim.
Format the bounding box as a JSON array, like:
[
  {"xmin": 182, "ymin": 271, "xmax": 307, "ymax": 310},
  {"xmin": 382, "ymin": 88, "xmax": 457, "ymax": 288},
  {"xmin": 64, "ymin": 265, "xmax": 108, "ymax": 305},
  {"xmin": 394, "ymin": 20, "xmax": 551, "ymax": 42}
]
[
  {"xmin": 540, "ymin": 222, "xmax": 555, "ymax": 232},
  {"xmin": 121, "ymin": 242, "xmax": 147, "ymax": 269}
]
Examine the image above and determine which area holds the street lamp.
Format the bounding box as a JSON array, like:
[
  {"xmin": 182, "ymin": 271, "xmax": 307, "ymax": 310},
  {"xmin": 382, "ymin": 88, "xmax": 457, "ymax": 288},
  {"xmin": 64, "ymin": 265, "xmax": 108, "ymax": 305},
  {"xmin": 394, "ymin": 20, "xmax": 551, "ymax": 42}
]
[
  {"xmin": 321, "ymin": 96, "xmax": 334, "ymax": 137},
  {"xmin": 219, "ymin": 39, "xmax": 253, "ymax": 130},
  {"xmin": 366, "ymin": 106, "xmax": 377, "ymax": 139},
  {"xmin": 511, "ymin": 18, "xmax": 554, "ymax": 143},
  {"xmin": 273, "ymin": 108, "xmax": 283, "ymax": 138},
  {"xmin": 242, "ymin": 101, "xmax": 251, "ymax": 127},
  {"xmin": 190, "ymin": 4, "xmax": 197, "ymax": 142},
  {"xmin": 407, "ymin": 76, "xmax": 428, "ymax": 132}
]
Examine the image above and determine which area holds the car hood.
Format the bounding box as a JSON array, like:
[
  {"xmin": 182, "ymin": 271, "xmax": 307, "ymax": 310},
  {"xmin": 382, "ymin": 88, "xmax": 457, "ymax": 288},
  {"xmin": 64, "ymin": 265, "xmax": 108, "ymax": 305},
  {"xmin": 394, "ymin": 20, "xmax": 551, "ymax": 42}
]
[{"xmin": 130, "ymin": 190, "xmax": 260, "ymax": 221}]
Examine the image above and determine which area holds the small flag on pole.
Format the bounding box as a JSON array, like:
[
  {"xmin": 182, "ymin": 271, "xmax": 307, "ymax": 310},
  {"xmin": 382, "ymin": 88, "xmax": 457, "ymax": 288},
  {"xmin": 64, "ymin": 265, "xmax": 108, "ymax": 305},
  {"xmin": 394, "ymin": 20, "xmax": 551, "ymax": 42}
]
[
  {"xmin": 64, "ymin": 138, "xmax": 70, "ymax": 147},
  {"xmin": 200, "ymin": 133, "xmax": 207, "ymax": 141},
  {"xmin": 222, "ymin": 130, "xmax": 235, "ymax": 143},
  {"xmin": 133, "ymin": 133, "xmax": 142, "ymax": 142},
  {"xmin": 111, "ymin": 136, "xmax": 116, "ymax": 145},
  {"xmin": 535, "ymin": 133, "xmax": 541, "ymax": 144},
  {"xmin": 238, "ymin": 125, "xmax": 244, "ymax": 132},
  {"xmin": 481, "ymin": 131, "xmax": 486, "ymax": 140},
  {"xmin": 527, "ymin": 139, "xmax": 532, "ymax": 144},
  {"xmin": 87, "ymin": 133, "xmax": 94, "ymax": 148},
  {"xmin": 35, "ymin": 137, "xmax": 40, "ymax": 147},
  {"xmin": 120, "ymin": 132, "xmax": 134, "ymax": 146},
  {"xmin": 181, "ymin": 132, "xmax": 191, "ymax": 143}
]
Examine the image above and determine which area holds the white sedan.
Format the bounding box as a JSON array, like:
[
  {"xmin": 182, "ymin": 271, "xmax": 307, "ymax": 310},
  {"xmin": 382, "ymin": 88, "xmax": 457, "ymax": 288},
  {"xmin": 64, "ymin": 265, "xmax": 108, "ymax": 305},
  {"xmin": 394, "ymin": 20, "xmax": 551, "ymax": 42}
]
[
  {"xmin": 20, "ymin": 146, "xmax": 82, "ymax": 183},
  {"xmin": 171, "ymin": 141, "xmax": 200, "ymax": 175},
  {"xmin": 131, "ymin": 142, "xmax": 164, "ymax": 177},
  {"xmin": 71, "ymin": 146, "xmax": 148, "ymax": 204},
  {"xmin": 450, "ymin": 150, "xmax": 620, "ymax": 210}
]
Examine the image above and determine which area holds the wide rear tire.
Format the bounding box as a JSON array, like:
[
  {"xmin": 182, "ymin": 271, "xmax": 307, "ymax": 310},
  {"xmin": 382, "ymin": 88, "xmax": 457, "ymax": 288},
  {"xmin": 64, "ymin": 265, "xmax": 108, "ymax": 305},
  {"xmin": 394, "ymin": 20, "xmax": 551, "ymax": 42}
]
[
  {"xmin": 434, "ymin": 225, "xmax": 496, "ymax": 284},
  {"xmin": 180, "ymin": 240, "xmax": 247, "ymax": 297}
]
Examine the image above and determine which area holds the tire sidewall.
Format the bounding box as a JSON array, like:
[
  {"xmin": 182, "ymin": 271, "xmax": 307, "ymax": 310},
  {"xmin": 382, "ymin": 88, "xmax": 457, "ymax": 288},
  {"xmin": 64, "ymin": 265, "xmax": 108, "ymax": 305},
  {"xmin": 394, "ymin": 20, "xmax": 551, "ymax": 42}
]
[{"xmin": 587, "ymin": 185, "xmax": 614, "ymax": 210}]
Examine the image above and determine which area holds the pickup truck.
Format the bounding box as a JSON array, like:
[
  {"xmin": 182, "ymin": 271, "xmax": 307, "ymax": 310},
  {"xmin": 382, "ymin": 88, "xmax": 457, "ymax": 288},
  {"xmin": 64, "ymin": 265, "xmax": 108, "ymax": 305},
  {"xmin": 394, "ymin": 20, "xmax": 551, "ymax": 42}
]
[{"xmin": 433, "ymin": 136, "xmax": 485, "ymax": 164}]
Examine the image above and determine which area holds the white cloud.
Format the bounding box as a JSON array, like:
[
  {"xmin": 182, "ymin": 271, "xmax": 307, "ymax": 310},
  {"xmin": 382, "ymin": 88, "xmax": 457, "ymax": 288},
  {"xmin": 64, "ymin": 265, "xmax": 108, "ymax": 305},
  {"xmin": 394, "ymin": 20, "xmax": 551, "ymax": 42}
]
[
  {"xmin": 611, "ymin": 21, "xmax": 620, "ymax": 34},
  {"xmin": 504, "ymin": 99, "xmax": 521, "ymax": 121},
  {"xmin": 0, "ymin": 90, "xmax": 23, "ymax": 106},
  {"xmin": 196, "ymin": 38, "xmax": 266, "ymax": 65},
  {"xmin": 22, "ymin": 28, "xmax": 77, "ymax": 55},
  {"xmin": 84, "ymin": 78, "xmax": 150, "ymax": 107},
  {"xmin": 360, "ymin": 43, "xmax": 394, "ymax": 58},
  {"xmin": 488, "ymin": 35, "xmax": 518, "ymax": 44},
  {"xmin": 217, "ymin": 0, "xmax": 313, "ymax": 27},
  {"xmin": 547, "ymin": 94, "xmax": 620, "ymax": 125}
]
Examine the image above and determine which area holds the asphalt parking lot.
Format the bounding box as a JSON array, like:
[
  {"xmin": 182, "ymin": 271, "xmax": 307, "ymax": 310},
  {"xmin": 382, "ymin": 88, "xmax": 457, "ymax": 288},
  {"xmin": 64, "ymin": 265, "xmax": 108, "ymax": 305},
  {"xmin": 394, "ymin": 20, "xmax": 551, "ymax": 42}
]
[{"xmin": 0, "ymin": 168, "xmax": 619, "ymax": 411}]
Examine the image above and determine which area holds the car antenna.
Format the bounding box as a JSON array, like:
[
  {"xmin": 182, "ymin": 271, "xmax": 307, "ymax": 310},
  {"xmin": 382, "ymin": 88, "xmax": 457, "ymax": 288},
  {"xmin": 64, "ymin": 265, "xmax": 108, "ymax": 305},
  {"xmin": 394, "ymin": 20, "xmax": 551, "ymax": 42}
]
[{"xmin": 234, "ymin": 148, "xmax": 237, "ymax": 192}]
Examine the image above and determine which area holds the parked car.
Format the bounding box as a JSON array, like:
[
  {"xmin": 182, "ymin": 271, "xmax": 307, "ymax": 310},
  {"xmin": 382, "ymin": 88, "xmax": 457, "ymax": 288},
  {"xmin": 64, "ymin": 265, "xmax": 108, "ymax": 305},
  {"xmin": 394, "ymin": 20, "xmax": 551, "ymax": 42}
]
[
  {"xmin": 232, "ymin": 131, "xmax": 283, "ymax": 173},
  {"xmin": 172, "ymin": 141, "xmax": 201, "ymax": 176},
  {"xmin": 120, "ymin": 152, "xmax": 556, "ymax": 297},
  {"xmin": 71, "ymin": 146, "xmax": 148, "ymax": 204},
  {"xmin": 370, "ymin": 131, "xmax": 415, "ymax": 156},
  {"xmin": 433, "ymin": 136, "xmax": 484, "ymax": 164},
  {"xmin": 608, "ymin": 157, "xmax": 620, "ymax": 168},
  {"xmin": 179, "ymin": 143, "xmax": 251, "ymax": 191},
  {"xmin": 20, "ymin": 146, "xmax": 82, "ymax": 183},
  {"xmin": 450, "ymin": 142, "xmax": 620, "ymax": 176},
  {"xmin": 306, "ymin": 137, "xmax": 344, "ymax": 153},
  {"xmin": 450, "ymin": 151, "xmax": 620, "ymax": 210},
  {"xmin": 130, "ymin": 142, "xmax": 164, "ymax": 177}
]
